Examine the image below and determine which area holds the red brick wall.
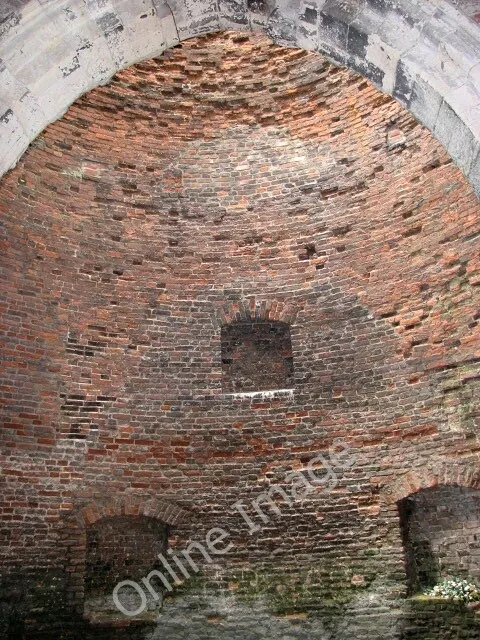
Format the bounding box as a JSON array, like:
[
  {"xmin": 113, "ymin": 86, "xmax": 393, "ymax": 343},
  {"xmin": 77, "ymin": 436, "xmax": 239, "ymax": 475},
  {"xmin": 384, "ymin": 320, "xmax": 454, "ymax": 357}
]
[{"xmin": 0, "ymin": 31, "xmax": 479, "ymax": 637}]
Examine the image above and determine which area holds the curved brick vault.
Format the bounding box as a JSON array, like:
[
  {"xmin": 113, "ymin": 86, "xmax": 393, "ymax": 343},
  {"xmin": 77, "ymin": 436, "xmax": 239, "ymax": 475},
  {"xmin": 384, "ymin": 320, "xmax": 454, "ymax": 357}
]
[
  {"xmin": 1, "ymin": 24, "xmax": 480, "ymax": 640},
  {"xmin": 1, "ymin": 0, "xmax": 480, "ymax": 196}
]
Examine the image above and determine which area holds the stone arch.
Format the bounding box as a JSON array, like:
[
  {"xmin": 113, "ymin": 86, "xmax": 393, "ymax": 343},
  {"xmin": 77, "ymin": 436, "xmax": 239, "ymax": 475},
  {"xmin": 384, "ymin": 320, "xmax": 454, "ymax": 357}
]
[
  {"xmin": 61, "ymin": 495, "xmax": 188, "ymax": 609},
  {"xmin": 0, "ymin": 1, "xmax": 480, "ymax": 195}
]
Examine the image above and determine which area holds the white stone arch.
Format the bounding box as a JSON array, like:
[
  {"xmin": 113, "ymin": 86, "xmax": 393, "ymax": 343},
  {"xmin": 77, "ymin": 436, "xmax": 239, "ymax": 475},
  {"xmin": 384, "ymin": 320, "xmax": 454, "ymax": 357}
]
[{"xmin": 0, "ymin": 1, "xmax": 480, "ymax": 195}]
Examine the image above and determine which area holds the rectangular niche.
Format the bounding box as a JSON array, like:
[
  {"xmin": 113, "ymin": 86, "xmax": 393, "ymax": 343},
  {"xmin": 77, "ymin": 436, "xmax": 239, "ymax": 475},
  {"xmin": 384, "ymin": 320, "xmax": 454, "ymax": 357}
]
[
  {"xmin": 221, "ymin": 321, "xmax": 294, "ymax": 393},
  {"xmin": 84, "ymin": 515, "xmax": 167, "ymax": 621}
]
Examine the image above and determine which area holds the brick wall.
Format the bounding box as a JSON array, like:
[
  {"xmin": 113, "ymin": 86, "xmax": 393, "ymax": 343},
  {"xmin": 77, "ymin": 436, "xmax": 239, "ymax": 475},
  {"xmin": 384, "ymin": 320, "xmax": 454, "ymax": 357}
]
[{"xmin": 0, "ymin": 31, "xmax": 479, "ymax": 639}]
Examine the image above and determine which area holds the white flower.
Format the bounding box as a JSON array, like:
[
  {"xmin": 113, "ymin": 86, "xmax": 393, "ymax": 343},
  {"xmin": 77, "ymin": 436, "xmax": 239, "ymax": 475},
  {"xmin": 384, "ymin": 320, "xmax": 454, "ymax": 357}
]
[{"xmin": 424, "ymin": 578, "xmax": 480, "ymax": 603}]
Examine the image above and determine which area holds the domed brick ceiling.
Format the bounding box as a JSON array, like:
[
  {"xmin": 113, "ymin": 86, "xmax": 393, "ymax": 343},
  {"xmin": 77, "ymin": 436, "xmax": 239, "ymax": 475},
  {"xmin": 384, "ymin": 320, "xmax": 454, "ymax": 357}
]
[
  {"xmin": 2, "ymin": 32, "xmax": 478, "ymax": 402},
  {"xmin": 1, "ymin": 31, "xmax": 480, "ymax": 640}
]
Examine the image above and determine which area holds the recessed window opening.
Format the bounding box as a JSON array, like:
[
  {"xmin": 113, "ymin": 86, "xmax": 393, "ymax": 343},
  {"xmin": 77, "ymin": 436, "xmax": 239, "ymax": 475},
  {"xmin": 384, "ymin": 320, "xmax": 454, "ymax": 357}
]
[{"xmin": 221, "ymin": 321, "xmax": 294, "ymax": 393}]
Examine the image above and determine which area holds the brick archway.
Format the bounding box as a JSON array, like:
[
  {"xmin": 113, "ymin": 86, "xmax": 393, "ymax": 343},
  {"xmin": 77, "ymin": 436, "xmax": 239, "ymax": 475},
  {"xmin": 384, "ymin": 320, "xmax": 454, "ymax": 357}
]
[
  {"xmin": 0, "ymin": 1, "xmax": 480, "ymax": 196},
  {"xmin": 216, "ymin": 297, "xmax": 303, "ymax": 327},
  {"xmin": 381, "ymin": 460, "xmax": 480, "ymax": 506},
  {"xmin": 61, "ymin": 496, "xmax": 189, "ymax": 609}
]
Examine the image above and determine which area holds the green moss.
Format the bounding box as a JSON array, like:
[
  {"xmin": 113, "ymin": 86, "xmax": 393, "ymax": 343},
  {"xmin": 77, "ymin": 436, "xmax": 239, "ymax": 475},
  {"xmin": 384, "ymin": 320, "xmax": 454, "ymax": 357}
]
[
  {"xmin": 224, "ymin": 565, "xmax": 359, "ymax": 617},
  {"xmin": 161, "ymin": 550, "xmax": 391, "ymax": 621}
]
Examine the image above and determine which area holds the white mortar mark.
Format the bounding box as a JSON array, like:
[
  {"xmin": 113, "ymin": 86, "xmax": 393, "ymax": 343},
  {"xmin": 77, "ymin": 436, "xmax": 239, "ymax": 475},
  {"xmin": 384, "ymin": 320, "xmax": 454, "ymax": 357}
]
[{"xmin": 223, "ymin": 388, "xmax": 295, "ymax": 400}]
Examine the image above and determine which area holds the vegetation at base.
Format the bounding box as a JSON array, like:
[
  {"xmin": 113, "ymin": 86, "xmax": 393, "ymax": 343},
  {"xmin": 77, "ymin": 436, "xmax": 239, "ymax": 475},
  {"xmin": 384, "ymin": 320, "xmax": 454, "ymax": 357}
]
[{"xmin": 423, "ymin": 578, "xmax": 480, "ymax": 604}]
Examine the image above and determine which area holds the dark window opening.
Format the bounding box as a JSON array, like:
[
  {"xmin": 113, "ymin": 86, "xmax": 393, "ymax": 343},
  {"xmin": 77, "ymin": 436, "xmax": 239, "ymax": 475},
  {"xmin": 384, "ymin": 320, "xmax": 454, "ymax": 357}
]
[{"xmin": 221, "ymin": 321, "xmax": 294, "ymax": 393}]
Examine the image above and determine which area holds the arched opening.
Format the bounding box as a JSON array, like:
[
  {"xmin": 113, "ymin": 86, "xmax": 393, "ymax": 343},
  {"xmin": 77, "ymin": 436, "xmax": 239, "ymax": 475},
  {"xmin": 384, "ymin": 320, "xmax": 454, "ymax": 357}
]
[
  {"xmin": 1, "ymin": 9, "xmax": 480, "ymax": 639},
  {"xmin": 398, "ymin": 485, "xmax": 480, "ymax": 595},
  {"xmin": 84, "ymin": 515, "xmax": 168, "ymax": 621}
]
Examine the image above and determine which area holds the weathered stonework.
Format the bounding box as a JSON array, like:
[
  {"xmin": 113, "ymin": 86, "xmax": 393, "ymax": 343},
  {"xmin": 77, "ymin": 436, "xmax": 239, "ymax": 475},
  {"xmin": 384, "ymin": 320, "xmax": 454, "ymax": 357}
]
[{"xmin": 0, "ymin": 1, "xmax": 480, "ymax": 195}]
